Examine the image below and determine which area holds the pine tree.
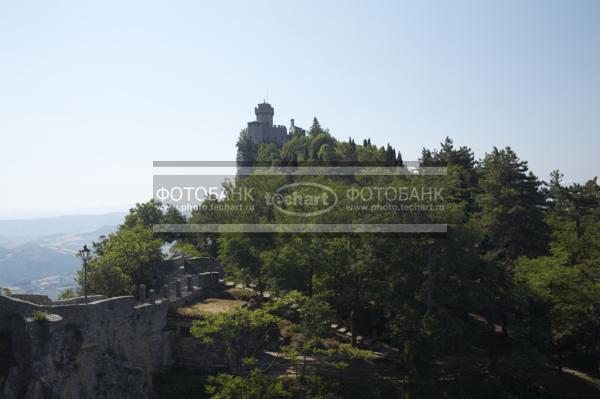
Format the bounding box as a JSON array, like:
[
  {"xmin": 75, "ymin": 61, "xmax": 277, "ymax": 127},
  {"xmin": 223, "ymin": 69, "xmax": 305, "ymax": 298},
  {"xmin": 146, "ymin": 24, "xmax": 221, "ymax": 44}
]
[
  {"xmin": 309, "ymin": 117, "xmax": 323, "ymax": 136},
  {"xmin": 396, "ymin": 150, "xmax": 404, "ymax": 167},
  {"xmin": 385, "ymin": 143, "xmax": 396, "ymax": 164},
  {"xmin": 473, "ymin": 146, "xmax": 548, "ymax": 262}
]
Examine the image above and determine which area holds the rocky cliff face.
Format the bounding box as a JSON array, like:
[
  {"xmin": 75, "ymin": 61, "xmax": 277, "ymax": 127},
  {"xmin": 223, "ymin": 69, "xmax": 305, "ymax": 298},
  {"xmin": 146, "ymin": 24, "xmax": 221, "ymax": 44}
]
[{"xmin": 0, "ymin": 295, "xmax": 173, "ymax": 399}]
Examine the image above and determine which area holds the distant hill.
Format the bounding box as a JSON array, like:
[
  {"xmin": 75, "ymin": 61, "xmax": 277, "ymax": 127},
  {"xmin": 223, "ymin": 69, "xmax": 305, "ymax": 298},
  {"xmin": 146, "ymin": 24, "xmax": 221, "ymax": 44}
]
[
  {"xmin": 0, "ymin": 212, "xmax": 125, "ymax": 246},
  {"xmin": 0, "ymin": 213, "xmax": 124, "ymax": 298}
]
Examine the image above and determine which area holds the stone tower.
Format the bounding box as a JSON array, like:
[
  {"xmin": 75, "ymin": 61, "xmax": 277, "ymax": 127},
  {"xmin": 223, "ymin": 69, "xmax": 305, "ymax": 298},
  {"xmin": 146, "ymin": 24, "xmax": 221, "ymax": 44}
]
[
  {"xmin": 255, "ymin": 102, "xmax": 274, "ymax": 127},
  {"xmin": 247, "ymin": 101, "xmax": 287, "ymax": 146}
]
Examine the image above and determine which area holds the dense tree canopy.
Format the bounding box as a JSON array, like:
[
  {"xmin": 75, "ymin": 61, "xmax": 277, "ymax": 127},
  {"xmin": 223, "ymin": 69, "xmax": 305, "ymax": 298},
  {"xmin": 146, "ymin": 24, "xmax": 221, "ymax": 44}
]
[
  {"xmin": 78, "ymin": 225, "xmax": 163, "ymax": 297},
  {"xmin": 78, "ymin": 124, "xmax": 600, "ymax": 398}
]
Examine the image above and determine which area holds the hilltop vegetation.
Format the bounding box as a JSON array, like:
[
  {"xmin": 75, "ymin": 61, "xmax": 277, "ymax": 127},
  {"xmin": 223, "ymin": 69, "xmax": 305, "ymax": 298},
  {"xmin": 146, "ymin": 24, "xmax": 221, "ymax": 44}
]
[{"xmin": 76, "ymin": 120, "xmax": 600, "ymax": 398}]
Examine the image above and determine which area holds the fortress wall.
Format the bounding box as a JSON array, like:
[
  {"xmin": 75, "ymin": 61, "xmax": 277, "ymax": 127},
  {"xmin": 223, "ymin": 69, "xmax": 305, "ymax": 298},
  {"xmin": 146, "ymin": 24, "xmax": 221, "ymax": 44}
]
[
  {"xmin": 155, "ymin": 256, "xmax": 186, "ymax": 286},
  {"xmin": 0, "ymin": 294, "xmax": 173, "ymax": 399},
  {"xmin": 0, "ymin": 295, "xmax": 141, "ymax": 321},
  {"xmin": 248, "ymin": 124, "xmax": 287, "ymax": 146},
  {"xmin": 9, "ymin": 294, "xmax": 53, "ymax": 305},
  {"xmin": 0, "ymin": 266, "xmax": 222, "ymax": 398},
  {"xmin": 183, "ymin": 257, "xmax": 223, "ymax": 275},
  {"xmin": 52, "ymin": 295, "xmax": 107, "ymax": 305},
  {"xmin": 158, "ymin": 256, "xmax": 185, "ymax": 271}
]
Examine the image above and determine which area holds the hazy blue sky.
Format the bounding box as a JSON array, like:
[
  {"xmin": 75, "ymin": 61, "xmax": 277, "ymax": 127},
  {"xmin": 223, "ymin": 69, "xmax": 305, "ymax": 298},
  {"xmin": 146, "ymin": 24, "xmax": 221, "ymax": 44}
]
[{"xmin": 1, "ymin": 0, "xmax": 599, "ymax": 217}]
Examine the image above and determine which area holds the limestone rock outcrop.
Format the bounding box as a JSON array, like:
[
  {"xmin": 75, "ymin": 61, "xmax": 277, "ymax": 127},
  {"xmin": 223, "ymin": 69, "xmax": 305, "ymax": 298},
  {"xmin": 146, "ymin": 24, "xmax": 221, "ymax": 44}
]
[{"xmin": 0, "ymin": 295, "xmax": 172, "ymax": 399}]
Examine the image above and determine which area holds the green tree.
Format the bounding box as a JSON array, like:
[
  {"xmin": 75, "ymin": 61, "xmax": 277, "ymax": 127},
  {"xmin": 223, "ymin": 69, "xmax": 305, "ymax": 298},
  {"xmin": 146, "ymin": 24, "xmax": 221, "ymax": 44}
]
[
  {"xmin": 257, "ymin": 143, "xmax": 281, "ymax": 164},
  {"xmin": 472, "ymin": 147, "xmax": 548, "ymax": 263},
  {"xmin": 468, "ymin": 147, "xmax": 549, "ymax": 369},
  {"xmin": 280, "ymin": 135, "xmax": 310, "ymax": 164},
  {"xmin": 236, "ymin": 128, "xmax": 258, "ymax": 164},
  {"xmin": 122, "ymin": 199, "xmax": 165, "ymax": 229},
  {"xmin": 205, "ymin": 369, "xmax": 292, "ymax": 399},
  {"xmin": 309, "ymin": 132, "xmax": 336, "ymax": 161},
  {"xmin": 333, "ymin": 139, "xmax": 358, "ymax": 163},
  {"xmin": 191, "ymin": 306, "xmax": 280, "ymax": 373},
  {"xmin": 57, "ymin": 288, "xmax": 78, "ymax": 300},
  {"xmin": 308, "ymin": 117, "xmax": 325, "ymax": 137},
  {"xmin": 515, "ymin": 176, "xmax": 600, "ymax": 370},
  {"xmin": 220, "ymin": 234, "xmax": 275, "ymax": 296},
  {"xmin": 122, "ymin": 200, "xmax": 185, "ymax": 242},
  {"xmin": 279, "ymin": 292, "xmax": 371, "ymax": 380},
  {"xmin": 420, "ymin": 137, "xmax": 478, "ymax": 211},
  {"xmin": 79, "ymin": 225, "xmax": 163, "ymax": 297}
]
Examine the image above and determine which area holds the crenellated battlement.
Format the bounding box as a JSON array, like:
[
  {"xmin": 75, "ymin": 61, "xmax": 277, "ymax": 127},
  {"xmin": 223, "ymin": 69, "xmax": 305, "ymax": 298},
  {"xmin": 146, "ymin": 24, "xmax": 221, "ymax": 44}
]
[{"xmin": 0, "ymin": 271, "xmax": 221, "ymax": 322}]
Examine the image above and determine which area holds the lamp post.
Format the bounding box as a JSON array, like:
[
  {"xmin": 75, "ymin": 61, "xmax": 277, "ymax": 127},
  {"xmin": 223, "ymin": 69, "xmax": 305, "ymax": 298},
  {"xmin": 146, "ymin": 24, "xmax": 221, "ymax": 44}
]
[{"xmin": 79, "ymin": 245, "xmax": 91, "ymax": 303}]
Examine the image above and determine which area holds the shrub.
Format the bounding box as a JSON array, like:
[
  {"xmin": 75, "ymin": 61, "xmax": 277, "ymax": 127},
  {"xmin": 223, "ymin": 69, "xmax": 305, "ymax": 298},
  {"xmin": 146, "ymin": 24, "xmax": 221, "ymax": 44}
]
[
  {"xmin": 32, "ymin": 310, "xmax": 49, "ymax": 322},
  {"xmin": 57, "ymin": 288, "xmax": 78, "ymax": 300}
]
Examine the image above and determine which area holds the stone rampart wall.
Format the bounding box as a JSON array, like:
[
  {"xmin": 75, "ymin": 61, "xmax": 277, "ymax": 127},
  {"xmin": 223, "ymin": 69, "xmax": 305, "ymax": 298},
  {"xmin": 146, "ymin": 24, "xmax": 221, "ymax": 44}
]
[{"xmin": 0, "ymin": 261, "xmax": 222, "ymax": 399}]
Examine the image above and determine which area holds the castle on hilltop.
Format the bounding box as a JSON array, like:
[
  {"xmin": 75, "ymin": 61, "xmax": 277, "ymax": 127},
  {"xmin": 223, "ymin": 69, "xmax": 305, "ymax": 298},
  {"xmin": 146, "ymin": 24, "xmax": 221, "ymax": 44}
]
[{"xmin": 246, "ymin": 101, "xmax": 305, "ymax": 145}]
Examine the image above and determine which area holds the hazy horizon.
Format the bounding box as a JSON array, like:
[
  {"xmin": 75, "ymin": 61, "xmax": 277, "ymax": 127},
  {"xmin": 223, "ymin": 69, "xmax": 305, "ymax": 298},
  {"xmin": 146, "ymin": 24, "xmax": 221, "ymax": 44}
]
[
  {"xmin": 0, "ymin": 206, "xmax": 130, "ymax": 221},
  {"xmin": 1, "ymin": 0, "xmax": 599, "ymax": 215}
]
